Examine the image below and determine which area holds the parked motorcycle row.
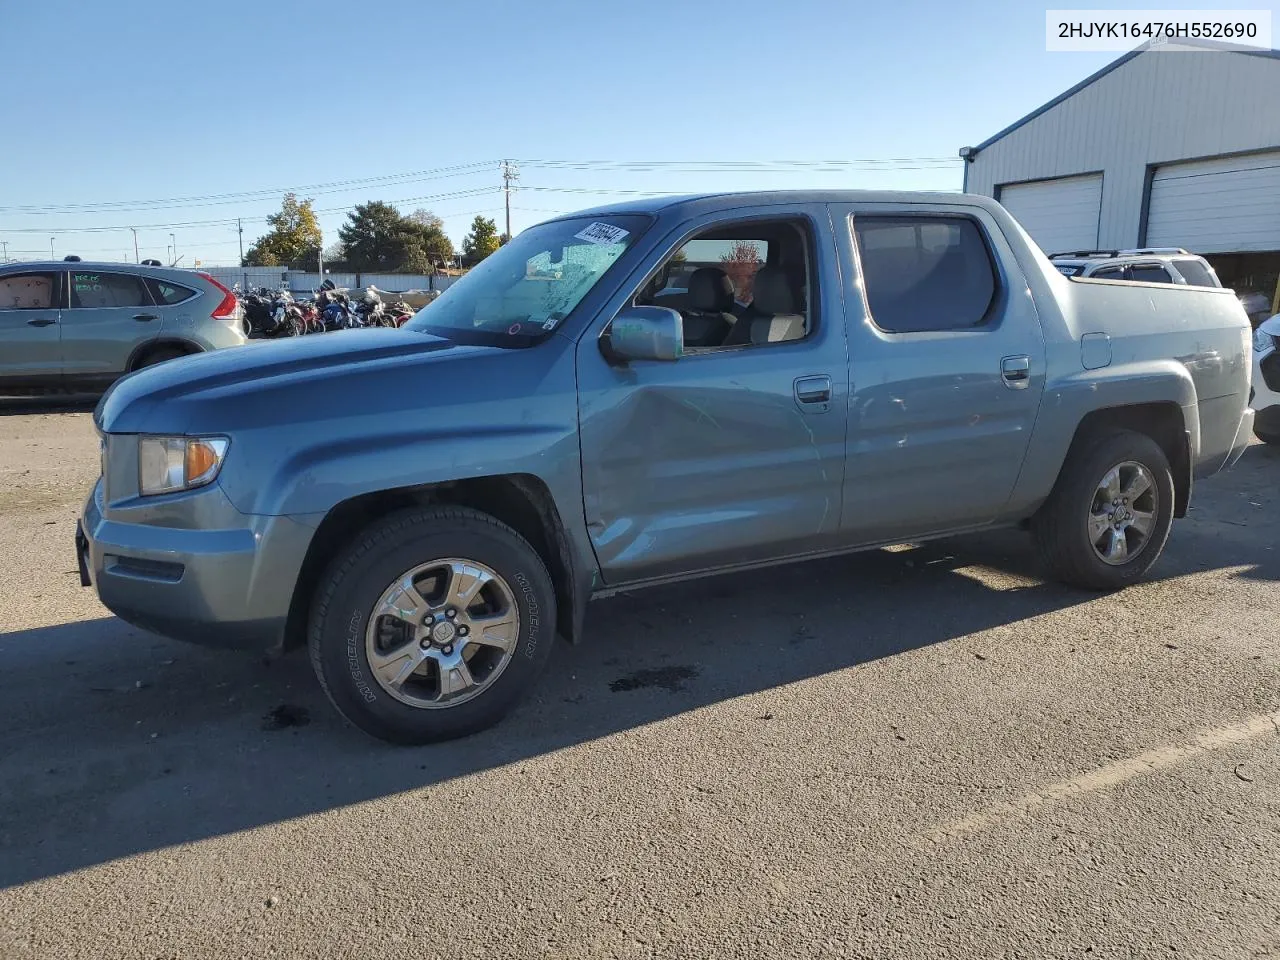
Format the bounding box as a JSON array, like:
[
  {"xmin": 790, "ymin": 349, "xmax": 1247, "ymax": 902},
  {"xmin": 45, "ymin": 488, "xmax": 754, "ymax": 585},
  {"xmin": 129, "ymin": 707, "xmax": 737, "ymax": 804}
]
[{"xmin": 236, "ymin": 284, "xmax": 418, "ymax": 339}]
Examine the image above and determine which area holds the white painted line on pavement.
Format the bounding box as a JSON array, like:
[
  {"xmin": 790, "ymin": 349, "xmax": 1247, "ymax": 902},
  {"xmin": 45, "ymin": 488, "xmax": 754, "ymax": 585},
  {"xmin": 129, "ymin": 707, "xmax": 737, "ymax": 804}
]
[{"xmin": 921, "ymin": 711, "xmax": 1280, "ymax": 844}]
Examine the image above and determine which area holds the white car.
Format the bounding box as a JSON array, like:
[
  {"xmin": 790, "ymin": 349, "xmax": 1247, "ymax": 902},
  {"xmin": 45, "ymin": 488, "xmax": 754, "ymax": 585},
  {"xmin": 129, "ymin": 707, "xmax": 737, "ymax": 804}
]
[
  {"xmin": 1251, "ymin": 314, "xmax": 1280, "ymax": 444},
  {"xmin": 1048, "ymin": 248, "xmax": 1222, "ymax": 287}
]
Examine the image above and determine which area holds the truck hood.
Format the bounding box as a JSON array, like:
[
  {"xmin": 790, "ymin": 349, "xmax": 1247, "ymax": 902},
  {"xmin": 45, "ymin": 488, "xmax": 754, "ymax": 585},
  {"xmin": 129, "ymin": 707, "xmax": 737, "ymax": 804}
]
[{"xmin": 96, "ymin": 328, "xmax": 477, "ymax": 434}]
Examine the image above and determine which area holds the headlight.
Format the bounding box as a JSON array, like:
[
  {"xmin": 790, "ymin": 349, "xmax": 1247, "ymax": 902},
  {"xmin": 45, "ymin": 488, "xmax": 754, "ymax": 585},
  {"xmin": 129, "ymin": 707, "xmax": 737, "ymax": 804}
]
[
  {"xmin": 1254, "ymin": 327, "xmax": 1275, "ymax": 356},
  {"xmin": 138, "ymin": 436, "xmax": 229, "ymax": 496}
]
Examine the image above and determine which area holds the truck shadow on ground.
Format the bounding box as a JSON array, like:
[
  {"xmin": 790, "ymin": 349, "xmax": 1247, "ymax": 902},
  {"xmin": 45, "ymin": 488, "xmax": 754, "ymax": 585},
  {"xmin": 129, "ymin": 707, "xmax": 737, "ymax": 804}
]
[
  {"xmin": 3, "ymin": 483, "xmax": 1277, "ymax": 890},
  {"xmin": 0, "ymin": 396, "xmax": 98, "ymax": 417}
]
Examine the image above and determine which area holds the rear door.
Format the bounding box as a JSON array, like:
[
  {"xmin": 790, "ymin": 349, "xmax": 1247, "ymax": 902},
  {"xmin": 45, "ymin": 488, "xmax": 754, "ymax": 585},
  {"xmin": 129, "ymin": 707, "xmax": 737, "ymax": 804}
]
[
  {"xmin": 0, "ymin": 271, "xmax": 63, "ymax": 385},
  {"xmin": 61, "ymin": 269, "xmax": 159, "ymax": 384},
  {"xmin": 830, "ymin": 203, "xmax": 1047, "ymax": 543}
]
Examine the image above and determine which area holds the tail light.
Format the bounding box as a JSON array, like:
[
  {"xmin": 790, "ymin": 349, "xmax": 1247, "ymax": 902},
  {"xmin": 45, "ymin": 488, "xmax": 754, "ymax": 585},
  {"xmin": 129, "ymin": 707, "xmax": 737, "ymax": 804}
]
[{"xmin": 198, "ymin": 272, "xmax": 240, "ymax": 321}]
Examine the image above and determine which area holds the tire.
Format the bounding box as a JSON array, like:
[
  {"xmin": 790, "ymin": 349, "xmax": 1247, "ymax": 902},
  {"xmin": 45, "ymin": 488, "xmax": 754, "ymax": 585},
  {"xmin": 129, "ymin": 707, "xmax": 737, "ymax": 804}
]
[
  {"xmin": 134, "ymin": 346, "xmax": 187, "ymax": 370},
  {"xmin": 1031, "ymin": 428, "xmax": 1175, "ymax": 591},
  {"xmin": 1254, "ymin": 428, "xmax": 1280, "ymax": 445},
  {"xmin": 308, "ymin": 506, "xmax": 557, "ymax": 744}
]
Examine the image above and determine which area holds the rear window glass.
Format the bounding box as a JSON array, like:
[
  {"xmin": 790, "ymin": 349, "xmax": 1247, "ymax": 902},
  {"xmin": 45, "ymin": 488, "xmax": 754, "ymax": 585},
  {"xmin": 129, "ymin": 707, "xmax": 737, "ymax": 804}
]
[
  {"xmin": 146, "ymin": 278, "xmax": 197, "ymax": 304},
  {"xmin": 1092, "ymin": 266, "xmax": 1125, "ymax": 280},
  {"xmin": 1054, "ymin": 264, "xmax": 1083, "ymax": 276},
  {"xmin": 0, "ymin": 272, "xmax": 57, "ymax": 309},
  {"xmin": 70, "ymin": 272, "xmax": 151, "ymax": 308},
  {"xmin": 1173, "ymin": 258, "xmax": 1216, "ymax": 287},
  {"xmin": 853, "ymin": 216, "xmax": 997, "ymax": 332},
  {"xmin": 1129, "ymin": 265, "xmax": 1173, "ymax": 284}
]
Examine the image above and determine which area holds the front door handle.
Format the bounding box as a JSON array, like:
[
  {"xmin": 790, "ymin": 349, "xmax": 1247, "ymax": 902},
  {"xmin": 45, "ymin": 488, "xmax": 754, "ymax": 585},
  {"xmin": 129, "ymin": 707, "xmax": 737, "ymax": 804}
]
[
  {"xmin": 133, "ymin": 313, "xmax": 159, "ymax": 321},
  {"xmin": 794, "ymin": 375, "xmax": 832, "ymax": 403},
  {"xmin": 26, "ymin": 317, "xmax": 57, "ymax": 327},
  {"xmin": 1001, "ymin": 355, "xmax": 1031, "ymax": 390}
]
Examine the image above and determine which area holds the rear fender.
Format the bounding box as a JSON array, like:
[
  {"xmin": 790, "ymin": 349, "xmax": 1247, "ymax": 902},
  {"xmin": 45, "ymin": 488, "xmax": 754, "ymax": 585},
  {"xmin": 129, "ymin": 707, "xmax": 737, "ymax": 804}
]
[{"xmin": 1006, "ymin": 359, "xmax": 1199, "ymax": 518}]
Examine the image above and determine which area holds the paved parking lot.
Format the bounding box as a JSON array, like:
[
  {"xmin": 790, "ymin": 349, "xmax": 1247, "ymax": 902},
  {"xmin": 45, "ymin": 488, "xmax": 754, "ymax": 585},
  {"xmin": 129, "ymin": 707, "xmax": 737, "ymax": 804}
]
[{"xmin": 1, "ymin": 403, "xmax": 1278, "ymax": 959}]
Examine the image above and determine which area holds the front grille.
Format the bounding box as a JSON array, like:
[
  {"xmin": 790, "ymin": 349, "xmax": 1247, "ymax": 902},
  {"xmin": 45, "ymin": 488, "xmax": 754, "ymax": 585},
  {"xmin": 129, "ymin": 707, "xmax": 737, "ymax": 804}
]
[{"xmin": 1262, "ymin": 351, "xmax": 1280, "ymax": 394}]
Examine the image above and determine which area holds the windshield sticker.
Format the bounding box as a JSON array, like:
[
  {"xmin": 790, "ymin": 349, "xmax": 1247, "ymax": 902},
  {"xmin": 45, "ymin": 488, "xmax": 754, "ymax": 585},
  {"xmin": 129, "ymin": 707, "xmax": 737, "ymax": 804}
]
[{"xmin": 574, "ymin": 222, "xmax": 630, "ymax": 246}]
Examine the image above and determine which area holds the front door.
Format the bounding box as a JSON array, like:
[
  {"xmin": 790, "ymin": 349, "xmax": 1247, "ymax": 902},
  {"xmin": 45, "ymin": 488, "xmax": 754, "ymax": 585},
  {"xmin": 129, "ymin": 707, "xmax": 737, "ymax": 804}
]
[
  {"xmin": 61, "ymin": 269, "xmax": 159, "ymax": 384},
  {"xmin": 831, "ymin": 204, "xmax": 1047, "ymax": 542},
  {"xmin": 0, "ymin": 271, "xmax": 63, "ymax": 386},
  {"xmin": 575, "ymin": 208, "xmax": 850, "ymax": 585}
]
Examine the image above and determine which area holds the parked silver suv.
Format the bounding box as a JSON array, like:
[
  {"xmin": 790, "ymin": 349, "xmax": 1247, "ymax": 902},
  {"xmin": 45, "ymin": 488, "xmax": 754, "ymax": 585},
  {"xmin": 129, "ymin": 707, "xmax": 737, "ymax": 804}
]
[
  {"xmin": 1047, "ymin": 248, "xmax": 1222, "ymax": 286},
  {"xmin": 0, "ymin": 259, "xmax": 247, "ymax": 395}
]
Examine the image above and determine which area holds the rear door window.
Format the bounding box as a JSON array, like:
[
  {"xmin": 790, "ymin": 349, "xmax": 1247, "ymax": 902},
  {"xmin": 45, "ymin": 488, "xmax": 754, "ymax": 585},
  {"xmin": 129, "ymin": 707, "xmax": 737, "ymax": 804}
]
[
  {"xmin": 853, "ymin": 216, "xmax": 997, "ymax": 332},
  {"xmin": 1128, "ymin": 264, "xmax": 1174, "ymax": 284},
  {"xmin": 69, "ymin": 271, "xmax": 152, "ymax": 309},
  {"xmin": 145, "ymin": 278, "xmax": 198, "ymax": 305},
  {"xmin": 1172, "ymin": 258, "xmax": 1217, "ymax": 287},
  {"xmin": 1091, "ymin": 265, "xmax": 1125, "ymax": 280},
  {"xmin": 0, "ymin": 272, "xmax": 59, "ymax": 309}
]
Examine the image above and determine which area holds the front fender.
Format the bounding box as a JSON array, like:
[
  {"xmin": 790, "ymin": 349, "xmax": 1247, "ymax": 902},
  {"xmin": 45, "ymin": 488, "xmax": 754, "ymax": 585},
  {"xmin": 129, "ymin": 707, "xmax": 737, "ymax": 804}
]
[
  {"xmin": 1005, "ymin": 359, "xmax": 1199, "ymax": 517},
  {"xmin": 244, "ymin": 422, "xmax": 578, "ymax": 518}
]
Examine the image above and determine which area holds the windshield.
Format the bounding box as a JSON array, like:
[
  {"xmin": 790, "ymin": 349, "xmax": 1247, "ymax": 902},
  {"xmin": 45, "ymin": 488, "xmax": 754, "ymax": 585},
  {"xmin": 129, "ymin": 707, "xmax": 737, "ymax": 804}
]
[{"xmin": 406, "ymin": 214, "xmax": 650, "ymax": 347}]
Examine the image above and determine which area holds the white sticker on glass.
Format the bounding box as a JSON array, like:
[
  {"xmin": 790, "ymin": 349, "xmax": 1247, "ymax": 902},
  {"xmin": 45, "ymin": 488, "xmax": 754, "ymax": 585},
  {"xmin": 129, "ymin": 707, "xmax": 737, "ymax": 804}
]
[{"xmin": 573, "ymin": 222, "xmax": 630, "ymax": 245}]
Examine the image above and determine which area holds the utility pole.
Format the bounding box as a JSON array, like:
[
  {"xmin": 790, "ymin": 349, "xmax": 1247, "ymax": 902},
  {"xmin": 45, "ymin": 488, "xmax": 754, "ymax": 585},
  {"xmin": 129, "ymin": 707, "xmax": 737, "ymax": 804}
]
[
  {"xmin": 237, "ymin": 219, "xmax": 246, "ymax": 293},
  {"xmin": 316, "ymin": 228, "xmax": 324, "ymax": 286},
  {"xmin": 131, "ymin": 228, "xmax": 139, "ymax": 263},
  {"xmin": 169, "ymin": 233, "xmax": 177, "ymax": 267},
  {"xmin": 1, "ymin": 241, "xmax": 7, "ymax": 262},
  {"xmin": 501, "ymin": 160, "xmax": 519, "ymax": 242},
  {"xmin": 50, "ymin": 237, "xmax": 55, "ymax": 260}
]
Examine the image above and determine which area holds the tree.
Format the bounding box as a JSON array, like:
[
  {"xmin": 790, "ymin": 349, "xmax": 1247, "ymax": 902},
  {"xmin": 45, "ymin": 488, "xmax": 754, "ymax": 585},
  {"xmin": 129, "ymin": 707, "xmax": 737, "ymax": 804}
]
[
  {"xmin": 404, "ymin": 210, "xmax": 454, "ymax": 268},
  {"xmin": 408, "ymin": 209, "xmax": 445, "ymax": 232},
  {"xmin": 463, "ymin": 216, "xmax": 501, "ymax": 264},
  {"xmin": 339, "ymin": 202, "xmax": 454, "ymax": 273},
  {"xmin": 720, "ymin": 240, "xmax": 764, "ymax": 303},
  {"xmin": 243, "ymin": 193, "xmax": 322, "ymax": 268}
]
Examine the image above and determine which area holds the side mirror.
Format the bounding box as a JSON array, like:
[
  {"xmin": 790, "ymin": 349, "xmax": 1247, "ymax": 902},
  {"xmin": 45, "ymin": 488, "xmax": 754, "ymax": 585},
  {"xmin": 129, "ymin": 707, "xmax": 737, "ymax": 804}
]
[{"xmin": 605, "ymin": 306, "xmax": 684, "ymax": 362}]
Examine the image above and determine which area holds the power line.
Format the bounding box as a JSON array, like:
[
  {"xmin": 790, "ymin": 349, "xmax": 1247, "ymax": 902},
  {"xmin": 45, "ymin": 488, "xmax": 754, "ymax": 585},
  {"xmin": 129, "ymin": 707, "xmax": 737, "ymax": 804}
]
[
  {"xmin": 0, "ymin": 157, "xmax": 958, "ymax": 217},
  {"xmin": 0, "ymin": 188, "xmax": 501, "ymax": 235},
  {"xmin": 0, "ymin": 161, "xmax": 497, "ymax": 215}
]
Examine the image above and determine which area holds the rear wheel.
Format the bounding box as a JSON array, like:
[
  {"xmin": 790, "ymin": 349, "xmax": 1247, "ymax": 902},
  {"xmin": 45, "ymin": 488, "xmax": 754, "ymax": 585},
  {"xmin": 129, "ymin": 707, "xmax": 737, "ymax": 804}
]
[
  {"xmin": 1254, "ymin": 428, "xmax": 1280, "ymax": 445},
  {"xmin": 1031, "ymin": 429, "xmax": 1174, "ymax": 591},
  {"xmin": 134, "ymin": 346, "xmax": 187, "ymax": 370},
  {"xmin": 308, "ymin": 506, "xmax": 557, "ymax": 744}
]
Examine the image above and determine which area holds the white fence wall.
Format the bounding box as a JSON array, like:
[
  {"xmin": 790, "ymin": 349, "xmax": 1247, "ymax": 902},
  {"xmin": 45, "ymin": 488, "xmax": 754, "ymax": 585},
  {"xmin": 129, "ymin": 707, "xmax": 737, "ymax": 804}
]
[{"xmin": 201, "ymin": 267, "xmax": 457, "ymax": 295}]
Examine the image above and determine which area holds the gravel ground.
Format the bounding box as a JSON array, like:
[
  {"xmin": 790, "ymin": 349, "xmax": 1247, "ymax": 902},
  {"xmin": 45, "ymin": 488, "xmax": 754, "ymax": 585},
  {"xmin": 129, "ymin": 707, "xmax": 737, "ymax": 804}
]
[{"xmin": 0, "ymin": 402, "xmax": 1277, "ymax": 959}]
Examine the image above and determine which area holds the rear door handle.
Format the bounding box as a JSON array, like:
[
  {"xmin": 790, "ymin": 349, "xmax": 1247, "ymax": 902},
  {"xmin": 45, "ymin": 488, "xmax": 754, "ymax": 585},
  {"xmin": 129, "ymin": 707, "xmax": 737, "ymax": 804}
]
[
  {"xmin": 133, "ymin": 313, "xmax": 158, "ymax": 321},
  {"xmin": 1001, "ymin": 355, "xmax": 1031, "ymax": 389},
  {"xmin": 794, "ymin": 375, "xmax": 832, "ymax": 403},
  {"xmin": 26, "ymin": 317, "xmax": 57, "ymax": 327}
]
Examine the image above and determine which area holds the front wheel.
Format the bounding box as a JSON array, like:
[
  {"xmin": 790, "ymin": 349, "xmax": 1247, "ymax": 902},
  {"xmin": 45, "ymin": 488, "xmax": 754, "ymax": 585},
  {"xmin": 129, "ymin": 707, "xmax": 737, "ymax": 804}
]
[
  {"xmin": 308, "ymin": 506, "xmax": 557, "ymax": 744},
  {"xmin": 1031, "ymin": 429, "xmax": 1175, "ymax": 591}
]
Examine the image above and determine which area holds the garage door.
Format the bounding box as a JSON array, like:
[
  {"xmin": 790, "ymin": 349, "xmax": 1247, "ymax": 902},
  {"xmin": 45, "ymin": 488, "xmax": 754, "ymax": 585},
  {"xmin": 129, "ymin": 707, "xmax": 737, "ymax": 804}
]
[
  {"xmin": 997, "ymin": 174, "xmax": 1103, "ymax": 255},
  {"xmin": 1145, "ymin": 151, "xmax": 1280, "ymax": 253}
]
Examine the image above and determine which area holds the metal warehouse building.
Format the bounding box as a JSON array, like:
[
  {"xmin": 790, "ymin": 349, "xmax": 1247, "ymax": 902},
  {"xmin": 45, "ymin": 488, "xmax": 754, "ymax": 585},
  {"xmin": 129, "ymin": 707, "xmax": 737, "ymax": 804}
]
[{"xmin": 960, "ymin": 39, "xmax": 1280, "ymax": 312}]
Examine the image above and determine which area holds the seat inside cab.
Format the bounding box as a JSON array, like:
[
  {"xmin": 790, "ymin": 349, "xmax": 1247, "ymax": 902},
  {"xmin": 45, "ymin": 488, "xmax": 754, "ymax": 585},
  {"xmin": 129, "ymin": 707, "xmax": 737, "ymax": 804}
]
[{"xmin": 636, "ymin": 219, "xmax": 812, "ymax": 352}]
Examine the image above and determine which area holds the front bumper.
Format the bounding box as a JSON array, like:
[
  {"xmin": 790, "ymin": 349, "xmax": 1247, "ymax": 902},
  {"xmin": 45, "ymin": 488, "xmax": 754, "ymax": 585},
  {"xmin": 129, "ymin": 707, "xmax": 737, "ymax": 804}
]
[{"xmin": 80, "ymin": 479, "xmax": 318, "ymax": 652}]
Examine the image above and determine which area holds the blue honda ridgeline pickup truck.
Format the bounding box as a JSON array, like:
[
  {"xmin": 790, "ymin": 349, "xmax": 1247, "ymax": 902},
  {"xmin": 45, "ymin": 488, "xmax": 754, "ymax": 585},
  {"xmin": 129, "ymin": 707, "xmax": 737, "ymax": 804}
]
[{"xmin": 78, "ymin": 191, "xmax": 1254, "ymax": 743}]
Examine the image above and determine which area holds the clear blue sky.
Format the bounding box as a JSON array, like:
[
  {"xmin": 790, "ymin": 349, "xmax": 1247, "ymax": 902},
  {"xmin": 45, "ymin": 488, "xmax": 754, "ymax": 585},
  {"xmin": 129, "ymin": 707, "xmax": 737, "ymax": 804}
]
[{"xmin": 1, "ymin": 0, "xmax": 1272, "ymax": 266}]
